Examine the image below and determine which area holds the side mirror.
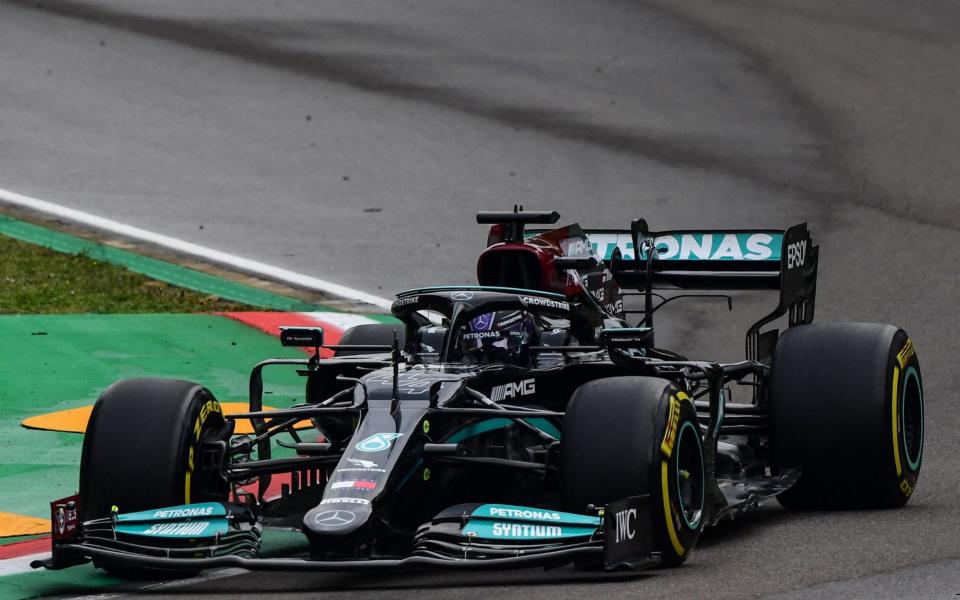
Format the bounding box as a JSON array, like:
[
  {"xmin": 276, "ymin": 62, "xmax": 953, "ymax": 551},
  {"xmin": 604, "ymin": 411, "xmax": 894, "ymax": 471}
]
[
  {"xmin": 279, "ymin": 326, "xmax": 324, "ymax": 348},
  {"xmin": 600, "ymin": 327, "xmax": 653, "ymax": 350}
]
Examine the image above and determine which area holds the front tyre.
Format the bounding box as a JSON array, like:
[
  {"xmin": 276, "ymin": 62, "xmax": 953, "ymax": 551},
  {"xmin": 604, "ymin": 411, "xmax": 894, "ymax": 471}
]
[
  {"xmin": 770, "ymin": 323, "xmax": 923, "ymax": 509},
  {"xmin": 79, "ymin": 378, "xmax": 231, "ymax": 522},
  {"xmin": 561, "ymin": 376, "xmax": 705, "ymax": 567}
]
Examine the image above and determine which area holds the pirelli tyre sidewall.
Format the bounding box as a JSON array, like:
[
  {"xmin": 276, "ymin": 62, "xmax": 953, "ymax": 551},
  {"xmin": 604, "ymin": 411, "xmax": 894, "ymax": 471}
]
[
  {"xmin": 561, "ymin": 377, "xmax": 705, "ymax": 567},
  {"xmin": 894, "ymin": 337, "xmax": 924, "ymax": 501},
  {"xmin": 654, "ymin": 391, "xmax": 705, "ymax": 567},
  {"xmin": 770, "ymin": 323, "xmax": 923, "ymax": 509},
  {"xmin": 80, "ymin": 378, "xmax": 229, "ymax": 523}
]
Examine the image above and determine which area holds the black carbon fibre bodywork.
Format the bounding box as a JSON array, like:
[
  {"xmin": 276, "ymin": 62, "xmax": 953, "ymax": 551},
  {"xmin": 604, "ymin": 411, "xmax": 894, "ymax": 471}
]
[{"xmin": 36, "ymin": 210, "xmax": 826, "ymax": 574}]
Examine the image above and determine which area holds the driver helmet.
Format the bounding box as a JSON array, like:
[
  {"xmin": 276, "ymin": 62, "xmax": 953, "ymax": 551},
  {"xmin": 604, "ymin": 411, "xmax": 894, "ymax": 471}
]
[{"xmin": 461, "ymin": 310, "xmax": 536, "ymax": 365}]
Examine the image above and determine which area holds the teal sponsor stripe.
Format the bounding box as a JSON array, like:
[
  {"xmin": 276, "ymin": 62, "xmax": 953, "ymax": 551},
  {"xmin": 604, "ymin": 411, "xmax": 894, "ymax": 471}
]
[
  {"xmin": 462, "ymin": 520, "xmax": 596, "ymax": 540},
  {"xmin": 115, "ymin": 502, "xmax": 226, "ymax": 523},
  {"xmin": 472, "ymin": 504, "xmax": 601, "ymax": 527},
  {"xmin": 526, "ymin": 229, "xmax": 783, "ymax": 262},
  {"xmin": 591, "ymin": 232, "xmax": 783, "ymax": 261},
  {"xmin": 115, "ymin": 518, "xmax": 229, "ymax": 539}
]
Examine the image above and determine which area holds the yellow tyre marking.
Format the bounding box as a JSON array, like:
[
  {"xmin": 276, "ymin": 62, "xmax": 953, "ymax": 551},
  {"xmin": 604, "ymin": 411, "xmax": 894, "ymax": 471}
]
[
  {"xmin": 185, "ymin": 446, "xmax": 196, "ymax": 504},
  {"xmin": 661, "ymin": 460, "xmax": 684, "ymax": 556},
  {"xmin": 896, "ymin": 339, "xmax": 915, "ymax": 369},
  {"xmin": 660, "ymin": 395, "xmax": 681, "ymax": 458},
  {"xmin": 892, "ymin": 365, "xmax": 902, "ymax": 477}
]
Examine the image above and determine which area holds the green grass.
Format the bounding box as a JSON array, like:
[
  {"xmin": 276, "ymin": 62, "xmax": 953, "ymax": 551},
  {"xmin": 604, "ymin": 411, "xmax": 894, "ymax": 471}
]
[{"xmin": 0, "ymin": 235, "xmax": 254, "ymax": 313}]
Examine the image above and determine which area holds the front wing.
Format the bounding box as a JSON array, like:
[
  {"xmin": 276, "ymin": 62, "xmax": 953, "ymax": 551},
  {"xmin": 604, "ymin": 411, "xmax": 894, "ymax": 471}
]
[{"xmin": 32, "ymin": 495, "xmax": 657, "ymax": 573}]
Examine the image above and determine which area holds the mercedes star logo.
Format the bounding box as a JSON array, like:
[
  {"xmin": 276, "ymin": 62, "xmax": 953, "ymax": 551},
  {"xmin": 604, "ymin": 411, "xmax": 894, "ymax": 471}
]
[
  {"xmin": 313, "ymin": 510, "xmax": 356, "ymax": 527},
  {"xmin": 451, "ymin": 291, "xmax": 474, "ymax": 301}
]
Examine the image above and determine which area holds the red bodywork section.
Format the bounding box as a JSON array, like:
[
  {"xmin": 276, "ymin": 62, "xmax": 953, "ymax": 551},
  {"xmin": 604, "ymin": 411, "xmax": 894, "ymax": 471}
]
[
  {"xmin": 478, "ymin": 225, "xmax": 580, "ymax": 295},
  {"xmin": 50, "ymin": 495, "xmax": 80, "ymax": 542}
]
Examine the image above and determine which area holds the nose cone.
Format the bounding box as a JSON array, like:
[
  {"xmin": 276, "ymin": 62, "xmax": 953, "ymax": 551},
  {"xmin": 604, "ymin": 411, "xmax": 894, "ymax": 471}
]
[{"xmin": 304, "ymin": 502, "xmax": 370, "ymax": 538}]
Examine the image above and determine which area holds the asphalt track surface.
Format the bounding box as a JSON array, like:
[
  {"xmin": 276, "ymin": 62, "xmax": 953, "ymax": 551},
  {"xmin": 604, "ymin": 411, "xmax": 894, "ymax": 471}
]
[{"xmin": 1, "ymin": 0, "xmax": 959, "ymax": 597}]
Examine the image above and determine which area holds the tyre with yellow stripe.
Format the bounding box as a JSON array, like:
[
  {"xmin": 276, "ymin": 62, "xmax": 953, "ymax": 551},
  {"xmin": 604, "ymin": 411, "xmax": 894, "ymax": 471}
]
[
  {"xmin": 80, "ymin": 378, "xmax": 231, "ymax": 522},
  {"xmin": 770, "ymin": 323, "xmax": 923, "ymax": 509},
  {"xmin": 561, "ymin": 376, "xmax": 705, "ymax": 567}
]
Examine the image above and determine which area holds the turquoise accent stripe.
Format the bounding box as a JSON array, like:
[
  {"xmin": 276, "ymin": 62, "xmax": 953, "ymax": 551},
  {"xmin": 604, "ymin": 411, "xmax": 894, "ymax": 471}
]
[
  {"xmin": 902, "ymin": 366, "xmax": 924, "ymax": 471},
  {"xmin": 443, "ymin": 417, "xmax": 561, "ymax": 443},
  {"xmin": 676, "ymin": 420, "xmax": 704, "ymax": 530},
  {"xmin": 444, "ymin": 418, "xmax": 513, "ymax": 443},
  {"xmin": 526, "ymin": 418, "xmax": 562, "ymax": 439}
]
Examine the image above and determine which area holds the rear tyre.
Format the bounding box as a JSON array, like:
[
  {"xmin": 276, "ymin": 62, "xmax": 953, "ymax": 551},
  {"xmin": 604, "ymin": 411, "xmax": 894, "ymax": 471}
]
[
  {"xmin": 770, "ymin": 323, "xmax": 923, "ymax": 509},
  {"xmin": 80, "ymin": 378, "xmax": 231, "ymax": 521},
  {"xmin": 561, "ymin": 377, "xmax": 704, "ymax": 567}
]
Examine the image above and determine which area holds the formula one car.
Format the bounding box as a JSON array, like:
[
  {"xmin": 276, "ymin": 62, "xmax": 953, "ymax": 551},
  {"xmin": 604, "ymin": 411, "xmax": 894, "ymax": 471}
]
[{"xmin": 34, "ymin": 209, "xmax": 924, "ymax": 574}]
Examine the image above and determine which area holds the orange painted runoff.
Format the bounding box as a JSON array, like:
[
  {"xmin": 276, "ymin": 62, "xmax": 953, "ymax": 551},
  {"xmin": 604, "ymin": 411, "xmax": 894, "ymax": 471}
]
[
  {"xmin": 0, "ymin": 512, "xmax": 48, "ymax": 537},
  {"xmin": 21, "ymin": 402, "xmax": 310, "ymax": 435}
]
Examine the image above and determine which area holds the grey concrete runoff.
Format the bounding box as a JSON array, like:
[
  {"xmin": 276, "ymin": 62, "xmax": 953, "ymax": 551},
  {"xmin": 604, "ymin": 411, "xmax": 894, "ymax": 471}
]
[{"xmin": 1, "ymin": 0, "xmax": 958, "ymax": 597}]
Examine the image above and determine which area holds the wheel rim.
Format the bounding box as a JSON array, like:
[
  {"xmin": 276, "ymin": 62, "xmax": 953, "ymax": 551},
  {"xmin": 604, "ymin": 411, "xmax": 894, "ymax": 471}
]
[
  {"xmin": 675, "ymin": 421, "xmax": 704, "ymax": 529},
  {"xmin": 901, "ymin": 366, "xmax": 924, "ymax": 471}
]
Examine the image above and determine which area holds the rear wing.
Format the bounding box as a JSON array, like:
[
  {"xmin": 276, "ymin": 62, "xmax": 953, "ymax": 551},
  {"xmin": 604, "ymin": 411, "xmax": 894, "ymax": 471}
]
[{"xmin": 526, "ymin": 219, "xmax": 818, "ymax": 361}]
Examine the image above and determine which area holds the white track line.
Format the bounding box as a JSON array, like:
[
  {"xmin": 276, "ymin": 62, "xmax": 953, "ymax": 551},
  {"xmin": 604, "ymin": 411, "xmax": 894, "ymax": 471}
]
[
  {"xmin": 0, "ymin": 552, "xmax": 48, "ymax": 577},
  {"xmin": 0, "ymin": 188, "xmax": 394, "ymax": 310},
  {"xmin": 62, "ymin": 568, "xmax": 249, "ymax": 600}
]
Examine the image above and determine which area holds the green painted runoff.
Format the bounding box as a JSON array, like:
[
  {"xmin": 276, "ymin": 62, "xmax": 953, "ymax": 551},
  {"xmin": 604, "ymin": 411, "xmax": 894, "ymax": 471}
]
[{"xmin": 0, "ymin": 314, "xmax": 309, "ymax": 519}]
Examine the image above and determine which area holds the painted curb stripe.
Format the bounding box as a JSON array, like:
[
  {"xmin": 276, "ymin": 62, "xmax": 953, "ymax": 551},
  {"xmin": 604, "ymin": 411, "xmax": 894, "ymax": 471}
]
[
  {"xmin": 220, "ymin": 311, "xmax": 392, "ymax": 358},
  {"xmin": 0, "ymin": 214, "xmax": 322, "ymax": 312},
  {"xmin": 303, "ymin": 312, "xmax": 393, "ymax": 331},
  {"xmin": 0, "ymin": 189, "xmax": 394, "ymax": 309},
  {"xmin": 220, "ymin": 312, "xmax": 344, "ymax": 358},
  {"xmin": 0, "ymin": 538, "xmax": 49, "ymax": 560}
]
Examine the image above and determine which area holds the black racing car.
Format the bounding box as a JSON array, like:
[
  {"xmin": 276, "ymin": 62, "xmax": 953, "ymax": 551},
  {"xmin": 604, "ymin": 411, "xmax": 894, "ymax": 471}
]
[{"xmin": 34, "ymin": 209, "xmax": 924, "ymax": 574}]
